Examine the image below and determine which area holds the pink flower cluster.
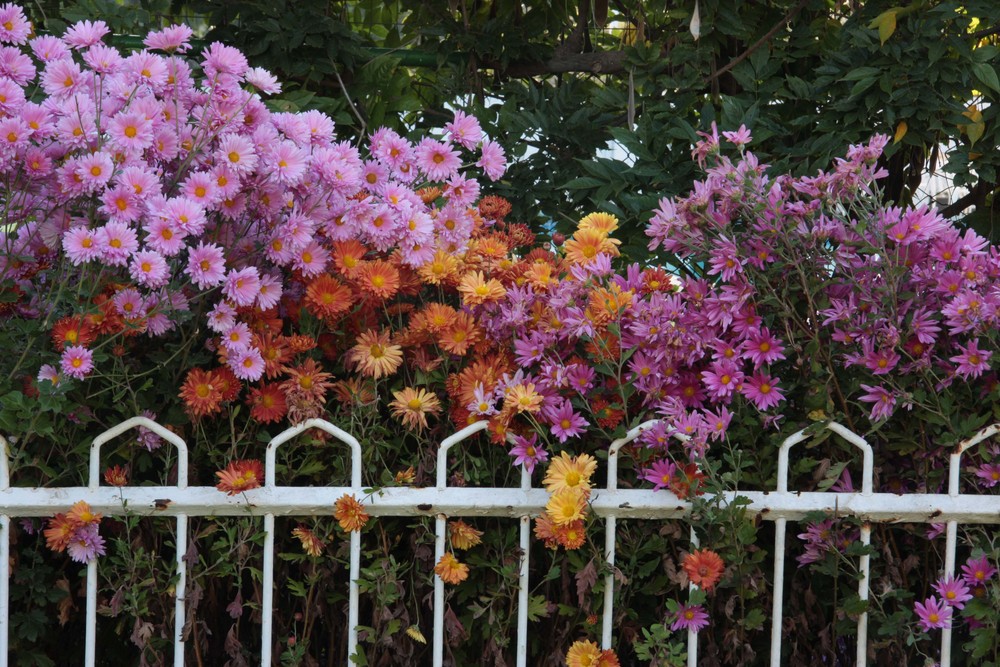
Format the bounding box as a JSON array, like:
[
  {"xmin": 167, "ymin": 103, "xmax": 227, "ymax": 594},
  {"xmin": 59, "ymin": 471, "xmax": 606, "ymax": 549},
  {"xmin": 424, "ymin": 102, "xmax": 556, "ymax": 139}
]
[
  {"xmin": 0, "ymin": 4, "xmax": 506, "ymax": 386},
  {"xmin": 914, "ymin": 555, "xmax": 996, "ymax": 632}
]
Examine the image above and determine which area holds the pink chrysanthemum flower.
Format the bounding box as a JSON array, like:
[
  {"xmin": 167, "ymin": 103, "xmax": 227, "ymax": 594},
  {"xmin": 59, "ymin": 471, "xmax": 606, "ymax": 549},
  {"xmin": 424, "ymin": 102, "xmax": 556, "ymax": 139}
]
[
  {"xmin": 143, "ymin": 24, "xmax": 194, "ymax": 53},
  {"xmin": 544, "ymin": 399, "xmax": 589, "ymax": 443},
  {"xmin": 741, "ymin": 372, "xmax": 784, "ymax": 411},
  {"xmin": 244, "ymin": 66, "xmax": 281, "ymax": 94},
  {"xmin": 207, "ymin": 301, "xmax": 237, "ymax": 333},
  {"xmin": 914, "ymin": 596, "xmax": 952, "ymax": 632},
  {"xmin": 97, "ymin": 221, "xmax": 138, "ymax": 266},
  {"xmin": 269, "ymin": 140, "xmax": 307, "ymax": 185},
  {"xmin": 61, "ymin": 345, "xmax": 94, "ymax": 380},
  {"xmin": 933, "ymin": 575, "xmax": 973, "ymax": 609},
  {"xmin": 100, "ymin": 186, "xmax": 141, "ymax": 224},
  {"xmin": 0, "ymin": 48, "xmax": 35, "ymax": 86},
  {"xmin": 0, "ymin": 83, "xmax": 25, "ymax": 117},
  {"xmin": 701, "ymin": 361, "xmax": 743, "ymax": 400},
  {"xmin": 162, "ymin": 197, "xmax": 207, "ymax": 236},
  {"xmin": 476, "ymin": 139, "xmax": 506, "ymax": 181},
  {"xmin": 37, "ymin": 364, "xmax": 61, "ymax": 387},
  {"xmin": 415, "ymin": 138, "xmax": 461, "ymax": 182},
  {"xmin": 113, "ymin": 288, "xmax": 146, "ymax": 321},
  {"xmin": 82, "ymin": 43, "xmax": 123, "ymax": 74},
  {"xmin": 125, "ymin": 50, "xmax": 168, "ymax": 89},
  {"xmin": 643, "ymin": 459, "xmax": 678, "ymax": 491},
  {"xmin": 67, "ymin": 523, "xmax": 106, "ymax": 563},
  {"xmin": 508, "ymin": 434, "xmax": 549, "ymax": 475},
  {"xmin": 130, "ymin": 250, "xmax": 170, "ymax": 288},
  {"xmin": 444, "ymin": 175, "xmax": 480, "ymax": 207},
  {"xmin": 221, "ymin": 322, "xmax": 253, "ymax": 352},
  {"xmin": 185, "ymin": 242, "xmax": 226, "ymax": 289},
  {"xmin": 670, "ymin": 603, "xmax": 710, "ymax": 632},
  {"xmin": 107, "ymin": 111, "xmax": 154, "ymax": 153},
  {"xmin": 741, "ymin": 327, "xmax": 786, "ymax": 368},
  {"xmin": 444, "ymin": 110, "xmax": 483, "ymax": 150},
  {"xmin": 0, "ymin": 3, "xmax": 32, "ymax": 44},
  {"xmin": 202, "ymin": 41, "xmax": 249, "ymax": 80},
  {"xmin": 293, "ymin": 240, "xmax": 329, "ymax": 277},
  {"xmin": 62, "ymin": 227, "xmax": 102, "ymax": 265},
  {"xmin": 229, "ymin": 347, "xmax": 265, "ymax": 382},
  {"xmin": 180, "ymin": 171, "xmax": 220, "ymax": 206},
  {"xmin": 75, "ymin": 152, "xmax": 114, "ymax": 192},
  {"xmin": 256, "ymin": 273, "xmax": 283, "ymax": 309},
  {"xmin": 217, "ymin": 133, "xmax": 258, "ymax": 174},
  {"xmin": 63, "ymin": 19, "xmax": 110, "ymax": 49},
  {"xmin": 143, "ymin": 217, "xmax": 186, "ymax": 257},
  {"xmin": 118, "ymin": 166, "xmax": 161, "ymax": 199},
  {"xmin": 30, "ymin": 35, "xmax": 71, "ymax": 63},
  {"xmin": 223, "ymin": 267, "xmax": 261, "ymax": 307}
]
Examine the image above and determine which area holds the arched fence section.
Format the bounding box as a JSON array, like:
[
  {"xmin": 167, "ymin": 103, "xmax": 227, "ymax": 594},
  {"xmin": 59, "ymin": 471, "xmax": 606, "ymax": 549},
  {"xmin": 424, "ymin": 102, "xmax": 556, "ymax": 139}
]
[{"xmin": 0, "ymin": 418, "xmax": 997, "ymax": 666}]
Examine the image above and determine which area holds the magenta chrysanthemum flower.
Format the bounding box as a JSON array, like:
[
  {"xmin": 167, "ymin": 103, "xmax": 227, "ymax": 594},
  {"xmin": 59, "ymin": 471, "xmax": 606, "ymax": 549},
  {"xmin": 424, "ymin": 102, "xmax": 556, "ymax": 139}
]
[
  {"xmin": 75, "ymin": 152, "xmax": 114, "ymax": 191},
  {"xmin": 185, "ymin": 242, "xmax": 226, "ymax": 289},
  {"xmin": 67, "ymin": 523, "xmax": 106, "ymax": 564},
  {"xmin": 544, "ymin": 399, "xmax": 589, "ymax": 443},
  {"xmin": 223, "ymin": 267, "xmax": 261, "ymax": 307},
  {"xmin": 130, "ymin": 250, "xmax": 170, "ymax": 288},
  {"xmin": 60, "ymin": 345, "xmax": 94, "ymax": 380},
  {"xmin": 741, "ymin": 372, "xmax": 784, "ymax": 411},
  {"xmin": 670, "ymin": 603, "xmax": 710, "ymax": 632},
  {"xmin": 256, "ymin": 273, "xmax": 283, "ymax": 309},
  {"xmin": 113, "ymin": 288, "xmax": 145, "ymax": 321},
  {"xmin": 914, "ymin": 596, "xmax": 952, "ymax": 632},
  {"xmin": 476, "ymin": 139, "xmax": 506, "ymax": 181},
  {"xmin": 643, "ymin": 460, "xmax": 677, "ymax": 491},
  {"xmin": 858, "ymin": 384, "xmax": 895, "ymax": 422},
  {"xmin": 933, "ymin": 575, "xmax": 973, "ymax": 609},
  {"xmin": 62, "ymin": 227, "xmax": 101, "ymax": 265},
  {"xmin": 143, "ymin": 217, "xmax": 186, "ymax": 256},
  {"xmin": 961, "ymin": 555, "xmax": 997, "ymax": 587},
  {"xmin": 207, "ymin": 301, "xmax": 237, "ymax": 333},
  {"xmin": 950, "ymin": 339, "xmax": 992, "ymax": 379},
  {"xmin": 975, "ymin": 462, "xmax": 1000, "ymax": 488},
  {"xmin": 701, "ymin": 361, "xmax": 743, "ymax": 400},
  {"xmin": 415, "ymin": 138, "xmax": 461, "ymax": 181},
  {"xmin": 508, "ymin": 434, "xmax": 548, "ymax": 475},
  {"xmin": 741, "ymin": 327, "xmax": 786, "ymax": 367}
]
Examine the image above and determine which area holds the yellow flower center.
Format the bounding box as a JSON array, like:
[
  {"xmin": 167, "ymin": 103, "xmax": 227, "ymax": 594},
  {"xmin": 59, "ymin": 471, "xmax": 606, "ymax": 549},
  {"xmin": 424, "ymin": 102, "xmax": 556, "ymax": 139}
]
[
  {"xmin": 228, "ymin": 151, "xmax": 240, "ymax": 163},
  {"xmin": 195, "ymin": 186, "xmax": 206, "ymax": 197},
  {"xmin": 407, "ymin": 398, "xmax": 423, "ymax": 411},
  {"xmin": 124, "ymin": 126, "xmax": 137, "ymax": 138}
]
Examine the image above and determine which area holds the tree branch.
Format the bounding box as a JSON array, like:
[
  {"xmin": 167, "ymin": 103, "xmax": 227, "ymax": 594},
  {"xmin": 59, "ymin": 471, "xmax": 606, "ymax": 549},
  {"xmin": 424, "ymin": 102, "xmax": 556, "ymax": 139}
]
[
  {"xmin": 706, "ymin": 0, "xmax": 809, "ymax": 84},
  {"xmin": 972, "ymin": 23, "xmax": 1000, "ymax": 40},
  {"xmin": 498, "ymin": 49, "xmax": 628, "ymax": 77},
  {"xmin": 938, "ymin": 180, "xmax": 992, "ymax": 218}
]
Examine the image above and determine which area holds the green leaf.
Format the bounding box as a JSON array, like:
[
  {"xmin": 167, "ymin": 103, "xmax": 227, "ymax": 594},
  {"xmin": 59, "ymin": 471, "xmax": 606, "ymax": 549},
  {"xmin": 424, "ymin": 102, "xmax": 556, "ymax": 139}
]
[{"xmin": 972, "ymin": 62, "xmax": 1000, "ymax": 94}]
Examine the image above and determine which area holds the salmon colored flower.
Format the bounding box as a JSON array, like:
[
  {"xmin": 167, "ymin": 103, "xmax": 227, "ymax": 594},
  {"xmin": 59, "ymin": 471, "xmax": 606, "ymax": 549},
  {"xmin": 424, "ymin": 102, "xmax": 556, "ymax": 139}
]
[
  {"xmin": 394, "ymin": 466, "xmax": 416, "ymax": 485},
  {"xmin": 437, "ymin": 312, "xmax": 480, "ymax": 356},
  {"xmin": 304, "ymin": 274, "xmax": 354, "ymax": 321},
  {"xmin": 417, "ymin": 250, "xmax": 460, "ymax": 285},
  {"xmin": 349, "ymin": 329, "xmax": 403, "ymax": 378},
  {"xmin": 389, "ymin": 387, "xmax": 441, "ymax": 431},
  {"xmin": 448, "ymin": 520, "xmax": 483, "ymax": 550},
  {"xmin": 334, "ymin": 493, "xmax": 369, "ymax": 532},
  {"xmin": 554, "ymin": 519, "xmax": 586, "ymax": 550},
  {"xmin": 563, "ymin": 227, "xmax": 619, "ymax": 264},
  {"xmin": 179, "ymin": 368, "xmax": 224, "ymax": 418},
  {"xmin": 291, "ymin": 526, "xmax": 324, "ymax": 557},
  {"xmin": 504, "ymin": 382, "xmax": 544, "ymax": 414},
  {"xmin": 356, "ymin": 259, "xmax": 400, "ymax": 300},
  {"xmin": 457, "ymin": 270, "xmax": 506, "ymax": 306},
  {"xmin": 682, "ymin": 548, "xmax": 725, "ymax": 591},
  {"xmin": 216, "ymin": 459, "xmax": 264, "ymax": 495},
  {"xmin": 281, "ymin": 358, "xmax": 334, "ymax": 402},
  {"xmin": 330, "ymin": 239, "xmax": 367, "ymax": 277},
  {"xmin": 66, "ymin": 500, "xmax": 102, "ymax": 527},
  {"xmin": 565, "ymin": 639, "xmax": 601, "ymax": 667},
  {"xmin": 577, "ymin": 211, "xmax": 620, "ymax": 235},
  {"xmin": 247, "ymin": 383, "xmax": 288, "ymax": 424},
  {"xmin": 51, "ymin": 315, "xmax": 97, "ymax": 352},
  {"xmin": 543, "ymin": 452, "xmax": 597, "ymax": 495},
  {"xmin": 103, "ymin": 465, "xmax": 128, "ymax": 487},
  {"xmin": 44, "ymin": 514, "xmax": 75, "ymax": 552},
  {"xmin": 434, "ymin": 552, "xmax": 470, "ymax": 585}
]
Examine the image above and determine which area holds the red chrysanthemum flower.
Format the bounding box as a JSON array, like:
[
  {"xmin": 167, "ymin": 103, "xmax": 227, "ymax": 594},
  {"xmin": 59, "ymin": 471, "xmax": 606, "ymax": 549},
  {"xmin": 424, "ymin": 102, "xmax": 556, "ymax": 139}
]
[{"xmin": 682, "ymin": 549, "xmax": 725, "ymax": 591}]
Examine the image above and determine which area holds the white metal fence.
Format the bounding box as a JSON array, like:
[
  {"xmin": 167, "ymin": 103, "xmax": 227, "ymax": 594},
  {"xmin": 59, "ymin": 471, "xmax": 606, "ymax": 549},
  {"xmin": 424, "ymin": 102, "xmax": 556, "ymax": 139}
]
[{"xmin": 0, "ymin": 416, "xmax": 997, "ymax": 666}]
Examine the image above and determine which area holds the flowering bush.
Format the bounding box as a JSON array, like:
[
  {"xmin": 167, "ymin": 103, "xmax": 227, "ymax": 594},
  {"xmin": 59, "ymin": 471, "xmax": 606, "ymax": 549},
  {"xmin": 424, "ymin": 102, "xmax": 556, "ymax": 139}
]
[{"xmin": 2, "ymin": 2, "xmax": 1000, "ymax": 665}]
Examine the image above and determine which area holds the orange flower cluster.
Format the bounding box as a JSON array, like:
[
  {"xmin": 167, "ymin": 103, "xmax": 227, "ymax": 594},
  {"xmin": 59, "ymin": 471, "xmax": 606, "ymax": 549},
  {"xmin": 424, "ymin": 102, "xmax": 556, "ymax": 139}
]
[
  {"xmin": 334, "ymin": 493, "xmax": 369, "ymax": 532},
  {"xmin": 44, "ymin": 500, "xmax": 102, "ymax": 552},
  {"xmin": 535, "ymin": 453, "xmax": 598, "ymax": 551},
  {"xmin": 565, "ymin": 639, "xmax": 621, "ymax": 667}
]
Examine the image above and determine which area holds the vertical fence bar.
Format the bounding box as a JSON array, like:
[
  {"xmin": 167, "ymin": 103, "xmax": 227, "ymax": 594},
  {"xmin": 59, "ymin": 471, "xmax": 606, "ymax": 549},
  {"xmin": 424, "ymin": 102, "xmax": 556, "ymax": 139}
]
[
  {"xmin": 941, "ymin": 424, "xmax": 1000, "ymax": 667},
  {"xmin": 0, "ymin": 436, "xmax": 10, "ymax": 667},
  {"xmin": 769, "ymin": 515, "xmax": 787, "ymax": 667},
  {"xmin": 264, "ymin": 419, "xmax": 363, "ymax": 665},
  {"xmin": 433, "ymin": 421, "xmax": 489, "ymax": 667},
  {"xmin": 174, "ymin": 432, "xmax": 189, "ymax": 667},
  {"xmin": 687, "ymin": 528, "xmax": 700, "ymax": 667},
  {"xmin": 516, "ymin": 465, "xmax": 531, "ymax": 667}
]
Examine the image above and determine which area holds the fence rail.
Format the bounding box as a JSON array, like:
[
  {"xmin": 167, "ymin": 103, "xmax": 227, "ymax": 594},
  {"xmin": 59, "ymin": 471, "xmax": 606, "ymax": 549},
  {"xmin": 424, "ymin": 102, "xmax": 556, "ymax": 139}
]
[{"xmin": 0, "ymin": 417, "xmax": 997, "ymax": 666}]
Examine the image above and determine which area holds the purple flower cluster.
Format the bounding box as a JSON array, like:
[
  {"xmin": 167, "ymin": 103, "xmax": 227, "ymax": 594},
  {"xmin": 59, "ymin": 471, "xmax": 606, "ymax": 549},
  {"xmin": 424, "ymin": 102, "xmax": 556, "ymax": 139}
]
[{"xmin": 914, "ymin": 555, "xmax": 996, "ymax": 632}]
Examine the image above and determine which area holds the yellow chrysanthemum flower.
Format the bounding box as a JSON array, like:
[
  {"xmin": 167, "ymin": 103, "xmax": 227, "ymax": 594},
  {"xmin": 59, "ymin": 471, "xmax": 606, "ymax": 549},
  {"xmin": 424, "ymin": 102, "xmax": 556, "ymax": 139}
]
[
  {"xmin": 545, "ymin": 487, "xmax": 588, "ymax": 526},
  {"xmin": 504, "ymin": 382, "xmax": 544, "ymax": 413},
  {"xmin": 434, "ymin": 552, "xmax": 470, "ymax": 585},
  {"xmin": 389, "ymin": 387, "xmax": 442, "ymax": 431},
  {"xmin": 457, "ymin": 270, "xmax": 507, "ymax": 306},
  {"xmin": 543, "ymin": 452, "xmax": 597, "ymax": 495},
  {"xmin": 349, "ymin": 329, "xmax": 403, "ymax": 378},
  {"xmin": 449, "ymin": 520, "xmax": 484, "ymax": 550}
]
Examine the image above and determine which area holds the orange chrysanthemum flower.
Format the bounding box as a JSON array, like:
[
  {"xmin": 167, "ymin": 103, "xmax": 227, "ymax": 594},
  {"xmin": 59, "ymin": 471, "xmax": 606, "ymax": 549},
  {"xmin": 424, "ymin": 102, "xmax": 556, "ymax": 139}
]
[
  {"xmin": 356, "ymin": 259, "xmax": 400, "ymax": 300},
  {"xmin": 587, "ymin": 284, "xmax": 634, "ymax": 326},
  {"xmin": 523, "ymin": 261, "xmax": 559, "ymax": 290},
  {"xmin": 103, "ymin": 465, "xmax": 128, "ymax": 487},
  {"xmin": 563, "ymin": 228, "xmax": 620, "ymax": 265},
  {"xmin": 417, "ymin": 250, "xmax": 460, "ymax": 285},
  {"xmin": 215, "ymin": 459, "xmax": 264, "ymax": 495},
  {"xmin": 478, "ymin": 194, "xmax": 511, "ymax": 221},
  {"xmin": 285, "ymin": 334, "xmax": 318, "ymax": 354},
  {"xmin": 417, "ymin": 186, "xmax": 442, "ymax": 204},
  {"xmin": 504, "ymin": 382, "xmax": 544, "ymax": 414},
  {"xmin": 331, "ymin": 378, "xmax": 377, "ymax": 406},
  {"xmin": 543, "ymin": 452, "xmax": 597, "ymax": 495},
  {"xmin": 682, "ymin": 548, "xmax": 725, "ymax": 591},
  {"xmin": 389, "ymin": 387, "xmax": 442, "ymax": 431},
  {"xmin": 51, "ymin": 315, "xmax": 98, "ymax": 352},
  {"xmin": 255, "ymin": 333, "xmax": 292, "ymax": 378},
  {"xmin": 437, "ymin": 312, "xmax": 480, "ymax": 356},
  {"xmin": 457, "ymin": 270, "xmax": 507, "ymax": 307},
  {"xmin": 66, "ymin": 500, "xmax": 102, "ymax": 527},
  {"xmin": 349, "ymin": 329, "xmax": 403, "ymax": 378},
  {"xmin": 213, "ymin": 367, "xmax": 241, "ymax": 402},
  {"xmin": 305, "ymin": 274, "xmax": 355, "ymax": 321},
  {"xmin": 554, "ymin": 519, "xmax": 587, "ymax": 550},
  {"xmin": 334, "ymin": 493, "xmax": 369, "ymax": 532},
  {"xmin": 292, "ymin": 526, "xmax": 324, "ymax": 557},
  {"xmin": 533, "ymin": 515, "xmax": 560, "ymax": 550},
  {"xmin": 331, "ymin": 240, "xmax": 367, "ymax": 277},
  {"xmin": 247, "ymin": 383, "xmax": 288, "ymax": 424},
  {"xmin": 641, "ymin": 267, "xmax": 675, "ymax": 293},
  {"xmin": 281, "ymin": 358, "xmax": 334, "ymax": 403},
  {"xmin": 545, "ymin": 487, "xmax": 588, "ymax": 526},
  {"xmin": 577, "ymin": 211, "xmax": 620, "ymax": 235},
  {"xmin": 394, "ymin": 466, "xmax": 416, "ymax": 485},
  {"xmin": 448, "ymin": 520, "xmax": 483, "ymax": 551},
  {"xmin": 179, "ymin": 368, "xmax": 224, "ymax": 418},
  {"xmin": 44, "ymin": 514, "xmax": 75, "ymax": 552},
  {"xmin": 566, "ymin": 639, "xmax": 602, "ymax": 667},
  {"xmin": 420, "ymin": 303, "xmax": 458, "ymax": 333},
  {"xmin": 434, "ymin": 552, "xmax": 470, "ymax": 585}
]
